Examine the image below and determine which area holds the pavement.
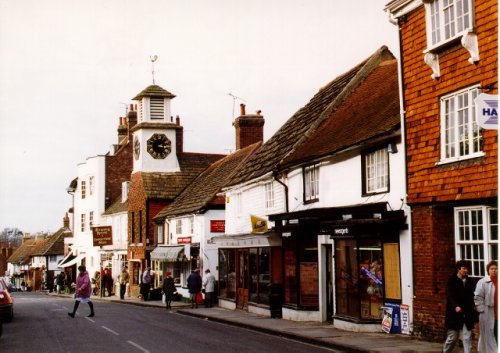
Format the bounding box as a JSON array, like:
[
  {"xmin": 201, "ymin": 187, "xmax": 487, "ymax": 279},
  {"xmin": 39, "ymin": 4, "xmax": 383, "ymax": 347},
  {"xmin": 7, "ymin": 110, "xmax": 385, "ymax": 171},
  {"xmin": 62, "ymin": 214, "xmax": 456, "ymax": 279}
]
[{"xmin": 47, "ymin": 291, "xmax": 450, "ymax": 353}]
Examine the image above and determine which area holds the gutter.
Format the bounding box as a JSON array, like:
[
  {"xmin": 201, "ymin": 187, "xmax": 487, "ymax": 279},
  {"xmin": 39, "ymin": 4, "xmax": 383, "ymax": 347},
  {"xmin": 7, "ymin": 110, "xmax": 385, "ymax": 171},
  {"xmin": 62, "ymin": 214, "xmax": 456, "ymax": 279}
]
[{"xmin": 273, "ymin": 170, "xmax": 289, "ymax": 213}]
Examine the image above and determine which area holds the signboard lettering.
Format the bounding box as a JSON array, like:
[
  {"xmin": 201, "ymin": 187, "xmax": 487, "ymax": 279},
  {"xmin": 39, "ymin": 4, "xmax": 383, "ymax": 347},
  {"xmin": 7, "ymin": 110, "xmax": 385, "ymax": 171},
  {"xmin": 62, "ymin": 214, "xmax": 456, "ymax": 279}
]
[
  {"xmin": 475, "ymin": 93, "xmax": 498, "ymax": 130},
  {"xmin": 210, "ymin": 220, "xmax": 225, "ymax": 233},
  {"xmin": 92, "ymin": 226, "xmax": 113, "ymax": 246},
  {"xmin": 177, "ymin": 236, "xmax": 192, "ymax": 244}
]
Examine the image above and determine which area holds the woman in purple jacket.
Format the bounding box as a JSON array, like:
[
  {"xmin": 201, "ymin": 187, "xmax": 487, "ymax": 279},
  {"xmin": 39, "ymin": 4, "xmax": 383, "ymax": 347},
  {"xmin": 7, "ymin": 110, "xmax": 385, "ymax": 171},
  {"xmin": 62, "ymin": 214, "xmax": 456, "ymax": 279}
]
[{"xmin": 68, "ymin": 265, "xmax": 95, "ymax": 318}]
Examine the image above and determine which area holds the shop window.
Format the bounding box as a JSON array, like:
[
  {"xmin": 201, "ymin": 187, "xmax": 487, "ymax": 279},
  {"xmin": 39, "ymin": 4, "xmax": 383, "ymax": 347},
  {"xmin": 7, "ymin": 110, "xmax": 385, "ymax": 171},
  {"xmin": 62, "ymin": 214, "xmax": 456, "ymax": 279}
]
[
  {"xmin": 303, "ymin": 164, "xmax": 319, "ymax": 203},
  {"xmin": 284, "ymin": 236, "xmax": 298, "ymax": 305},
  {"xmin": 363, "ymin": 148, "xmax": 389, "ymax": 194},
  {"xmin": 131, "ymin": 262, "xmax": 140, "ymax": 285},
  {"xmin": 335, "ymin": 239, "xmax": 384, "ymax": 321},
  {"xmin": 218, "ymin": 249, "xmax": 236, "ymax": 299},
  {"xmin": 455, "ymin": 206, "xmax": 498, "ymax": 277},
  {"xmin": 425, "ymin": 0, "xmax": 474, "ymax": 49},
  {"xmin": 440, "ymin": 86, "xmax": 482, "ymax": 162}
]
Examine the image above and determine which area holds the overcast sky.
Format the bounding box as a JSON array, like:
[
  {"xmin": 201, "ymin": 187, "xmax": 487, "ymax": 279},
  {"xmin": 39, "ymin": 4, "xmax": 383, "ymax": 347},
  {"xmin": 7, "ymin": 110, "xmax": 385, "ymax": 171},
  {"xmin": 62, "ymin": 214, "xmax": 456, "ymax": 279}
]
[{"xmin": 0, "ymin": 0, "xmax": 398, "ymax": 234}]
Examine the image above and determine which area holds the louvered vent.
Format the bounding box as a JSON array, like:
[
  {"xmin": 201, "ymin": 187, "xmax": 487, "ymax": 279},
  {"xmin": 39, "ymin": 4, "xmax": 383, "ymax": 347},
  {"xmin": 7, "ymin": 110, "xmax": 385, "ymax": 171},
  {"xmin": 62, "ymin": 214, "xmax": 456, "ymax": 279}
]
[
  {"xmin": 150, "ymin": 97, "xmax": 164, "ymax": 120},
  {"xmin": 138, "ymin": 101, "xmax": 144, "ymax": 122}
]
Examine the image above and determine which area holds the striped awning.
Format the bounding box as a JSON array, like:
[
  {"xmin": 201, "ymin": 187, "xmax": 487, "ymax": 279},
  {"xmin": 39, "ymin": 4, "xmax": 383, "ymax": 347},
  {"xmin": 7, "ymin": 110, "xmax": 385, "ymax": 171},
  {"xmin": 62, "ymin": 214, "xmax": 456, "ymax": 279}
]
[{"xmin": 150, "ymin": 246, "xmax": 185, "ymax": 262}]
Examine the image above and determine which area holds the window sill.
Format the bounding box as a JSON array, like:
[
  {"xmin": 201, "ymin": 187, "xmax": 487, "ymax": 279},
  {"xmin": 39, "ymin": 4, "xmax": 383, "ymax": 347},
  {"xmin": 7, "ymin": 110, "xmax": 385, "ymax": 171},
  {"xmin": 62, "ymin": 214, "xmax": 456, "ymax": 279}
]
[
  {"xmin": 423, "ymin": 28, "xmax": 474, "ymax": 54},
  {"xmin": 303, "ymin": 198, "xmax": 319, "ymax": 205},
  {"xmin": 436, "ymin": 152, "xmax": 485, "ymax": 166}
]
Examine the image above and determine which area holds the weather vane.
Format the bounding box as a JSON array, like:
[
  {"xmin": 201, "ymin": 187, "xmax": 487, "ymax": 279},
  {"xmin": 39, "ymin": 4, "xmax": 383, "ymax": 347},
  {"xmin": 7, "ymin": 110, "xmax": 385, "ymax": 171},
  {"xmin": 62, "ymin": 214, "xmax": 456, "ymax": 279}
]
[{"xmin": 150, "ymin": 55, "xmax": 158, "ymax": 84}]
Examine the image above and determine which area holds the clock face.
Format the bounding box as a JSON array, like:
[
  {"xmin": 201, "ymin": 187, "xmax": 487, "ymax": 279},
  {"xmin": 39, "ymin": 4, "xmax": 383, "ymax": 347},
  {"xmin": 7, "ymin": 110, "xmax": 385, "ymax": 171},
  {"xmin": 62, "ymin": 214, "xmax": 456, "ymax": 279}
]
[
  {"xmin": 133, "ymin": 136, "xmax": 140, "ymax": 160},
  {"xmin": 147, "ymin": 133, "xmax": 171, "ymax": 159}
]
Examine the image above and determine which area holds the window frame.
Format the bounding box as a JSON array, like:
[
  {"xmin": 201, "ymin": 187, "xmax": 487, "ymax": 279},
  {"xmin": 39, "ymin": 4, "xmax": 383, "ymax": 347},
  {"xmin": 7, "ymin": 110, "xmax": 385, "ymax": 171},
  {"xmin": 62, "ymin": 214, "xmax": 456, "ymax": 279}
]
[
  {"xmin": 454, "ymin": 206, "xmax": 498, "ymax": 277},
  {"xmin": 424, "ymin": 0, "xmax": 475, "ymax": 51},
  {"xmin": 303, "ymin": 164, "xmax": 320, "ymax": 203},
  {"xmin": 264, "ymin": 182, "xmax": 275, "ymax": 209},
  {"xmin": 81, "ymin": 180, "xmax": 86, "ymax": 199},
  {"xmin": 176, "ymin": 219, "xmax": 182, "ymax": 235},
  {"xmin": 439, "ymin": 85, "xmax": 483, "ymax": 163},
  {"xmin": 80, "ymin": 214, "xmax": 86, "ymax": 232},
  {"xmin": 89, "ymin": 176, "xmax": 95, "ymax": 196},
  {"xmin": 362, "ymin": 147, "xmax": 390, "ymax": 195}
]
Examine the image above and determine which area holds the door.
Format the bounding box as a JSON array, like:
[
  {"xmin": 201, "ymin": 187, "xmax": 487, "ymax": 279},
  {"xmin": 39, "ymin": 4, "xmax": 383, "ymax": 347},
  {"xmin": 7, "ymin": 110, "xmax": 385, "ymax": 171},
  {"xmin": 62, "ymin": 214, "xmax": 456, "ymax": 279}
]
[
  {"xmin": 324, "ymin": 245, "xmax": 333, "ymax": 321},
  {"xmin": 236, "ymin": 249, "xmax": 249, "ymax": 309}
]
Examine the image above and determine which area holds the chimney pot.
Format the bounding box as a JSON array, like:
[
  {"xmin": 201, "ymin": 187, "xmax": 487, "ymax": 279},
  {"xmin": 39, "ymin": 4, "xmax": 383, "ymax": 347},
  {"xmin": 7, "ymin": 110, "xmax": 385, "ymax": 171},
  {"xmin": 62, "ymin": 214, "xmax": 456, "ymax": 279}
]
[
  {"xmin": 129, "ymin": 104, "xmax": 134, "ymax": 112},
  {"xmin": 240, "ymin": 103, "xmax": 246, "ymax": 116},
  {"xmin": 176, "ymin": 115, "xmax": 180, "ymax": 125}
]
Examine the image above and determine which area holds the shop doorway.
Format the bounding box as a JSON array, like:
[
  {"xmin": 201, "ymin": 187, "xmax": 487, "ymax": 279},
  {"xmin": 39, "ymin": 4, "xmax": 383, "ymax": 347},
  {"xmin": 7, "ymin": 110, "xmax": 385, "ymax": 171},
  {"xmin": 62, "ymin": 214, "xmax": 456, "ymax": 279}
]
[
  {"xmin": 236, "ymin": 249, "xmax": 249, "ymax": 309},
  {"xmin": 323, "ymin": 245, "xmax": 334, "ymax": 322}
]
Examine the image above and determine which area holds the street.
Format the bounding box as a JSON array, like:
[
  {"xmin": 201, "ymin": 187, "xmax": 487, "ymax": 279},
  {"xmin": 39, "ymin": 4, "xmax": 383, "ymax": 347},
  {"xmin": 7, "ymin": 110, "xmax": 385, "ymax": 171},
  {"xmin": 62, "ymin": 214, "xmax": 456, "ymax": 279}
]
[{"xmin": 0, "ymin": 292, "xmax": 342, "ymax": 353}]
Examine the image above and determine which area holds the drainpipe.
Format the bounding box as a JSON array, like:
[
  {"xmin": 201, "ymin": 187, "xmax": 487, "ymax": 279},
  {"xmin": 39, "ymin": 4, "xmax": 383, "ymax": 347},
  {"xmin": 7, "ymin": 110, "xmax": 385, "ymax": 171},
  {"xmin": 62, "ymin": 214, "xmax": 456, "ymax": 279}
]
[{"xmin": 273, "ymin": 169, "xmax": 289, "ymax": 213}]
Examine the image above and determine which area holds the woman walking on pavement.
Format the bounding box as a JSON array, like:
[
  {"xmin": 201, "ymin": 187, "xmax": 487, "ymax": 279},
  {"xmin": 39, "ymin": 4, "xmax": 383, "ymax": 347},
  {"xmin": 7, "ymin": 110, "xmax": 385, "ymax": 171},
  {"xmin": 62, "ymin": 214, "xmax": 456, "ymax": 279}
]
[
  {"xmin": 68, "ymin": 265, "xmax": 95, "ymax": 318},
  {"xmin": 162, "ymin": 271, "xmax": 176, "ymax": 310}
]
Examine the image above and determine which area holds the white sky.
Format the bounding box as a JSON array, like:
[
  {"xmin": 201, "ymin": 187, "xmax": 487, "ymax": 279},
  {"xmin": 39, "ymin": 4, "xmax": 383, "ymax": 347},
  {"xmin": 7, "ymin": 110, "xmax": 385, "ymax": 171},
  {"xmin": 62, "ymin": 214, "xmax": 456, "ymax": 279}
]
[{"xmin": 0, "ymin": 0, "xmax": 398, "ymax": 234}]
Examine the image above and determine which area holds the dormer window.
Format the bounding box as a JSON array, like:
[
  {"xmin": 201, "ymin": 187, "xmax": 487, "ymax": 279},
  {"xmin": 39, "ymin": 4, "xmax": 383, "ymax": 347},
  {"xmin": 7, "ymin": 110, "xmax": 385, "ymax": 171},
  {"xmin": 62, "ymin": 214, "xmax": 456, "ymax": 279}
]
[{"xmin": 425, "ymin": 0, "xmax": 474, "ymax": 49}]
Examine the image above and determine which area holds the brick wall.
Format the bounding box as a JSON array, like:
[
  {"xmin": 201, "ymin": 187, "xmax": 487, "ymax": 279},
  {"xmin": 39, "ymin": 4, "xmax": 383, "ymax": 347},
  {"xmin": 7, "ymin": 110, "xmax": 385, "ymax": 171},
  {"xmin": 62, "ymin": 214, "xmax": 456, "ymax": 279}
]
[
  {"xmin": 233, "ymin": 114, "xmax": 264, "ymax": 150},
  {"xmin": 400, "ymin": 1, "xmax": 497, "ymax": 341},
  {"xmin": 401, "ymin": 3, "xmax": 498, "ymax": 205}
]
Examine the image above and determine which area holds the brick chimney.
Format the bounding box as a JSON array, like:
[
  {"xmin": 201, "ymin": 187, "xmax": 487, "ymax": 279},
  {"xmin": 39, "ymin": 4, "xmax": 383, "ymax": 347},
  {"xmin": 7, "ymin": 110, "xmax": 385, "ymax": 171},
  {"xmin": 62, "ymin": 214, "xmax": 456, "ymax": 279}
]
[
  {"xmin": 176, "ymin": 115, "xmax": 183, "ymax": 154},
  {"xmin": 126, "ymin": 104, "xmax": 138, "ymax": 140},
  {"xmin": 233, "ymin": 104, "xmax": 264, "ymax": 150},
  {"xmin": 63, "ymin": 212, "xmax": 70, "ymax": 229},
  {"xmin": 117, "ymin": 117, "xmax": 127, "ymax": 143}
]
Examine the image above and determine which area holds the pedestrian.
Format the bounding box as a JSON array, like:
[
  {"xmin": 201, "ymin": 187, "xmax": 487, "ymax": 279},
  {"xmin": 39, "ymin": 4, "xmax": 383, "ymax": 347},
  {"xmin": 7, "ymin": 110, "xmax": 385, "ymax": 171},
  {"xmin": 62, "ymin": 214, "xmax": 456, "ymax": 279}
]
[
  {"xmin": 104, "ymin": 268, "xmax": 113, "ymax": 296},
  {"xmin": 203, "ymin": 269, "xmax": 216, "ymax": 308},
  {"xmin": 140, "ymin": 267, "xmax": 152, "ymax": 301},
  {"xmin": 187, "ymin": 268, "xmax": 202, "ymax": 308},
  {"xmin": 474, "ymin": 260, "xmax": 498, "ymax": 353},
  {"xmin": 118, "ymin": 266, "xmax": 129, "ymax": 300},
  {"xmin": 68, "ymin": 265, "xmax": 95, "ymax": 318},
  {"xmin": 162, "ymin": 271, "xmax": 176, "ymax": 310},
  {"xmin": 56, "ymin": 272, "xmax": 65, "ymax": 294},
  {"xmin": 442, "ymin": 260, "xmax": 477, "ymax": 353}
]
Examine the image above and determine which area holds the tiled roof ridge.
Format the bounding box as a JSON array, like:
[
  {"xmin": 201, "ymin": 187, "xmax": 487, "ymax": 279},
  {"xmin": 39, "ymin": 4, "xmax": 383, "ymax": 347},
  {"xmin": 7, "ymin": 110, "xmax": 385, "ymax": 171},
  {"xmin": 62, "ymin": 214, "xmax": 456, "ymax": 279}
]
[
  {"xmin": 31, "ymin": 227, "xmax": 72, "ymax": 256},
  {"xmin": 275, "ymin": 45, "xmax": 394, "ymax": 170},
  {"xmin": 132, "ymin": 84, "xmax": 176, "ymax": 100}
]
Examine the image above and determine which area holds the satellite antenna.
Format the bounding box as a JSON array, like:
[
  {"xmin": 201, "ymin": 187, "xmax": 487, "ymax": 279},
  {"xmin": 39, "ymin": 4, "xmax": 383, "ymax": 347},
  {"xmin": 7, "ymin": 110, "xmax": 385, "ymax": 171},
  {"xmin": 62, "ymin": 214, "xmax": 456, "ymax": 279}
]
[
  {"xmin": 150, "ymin": 55, "xmax": 158, "ymax": 84},
  {"xmin": 228, "ymin": 92, "xmax": 246, "ymax": 119}
]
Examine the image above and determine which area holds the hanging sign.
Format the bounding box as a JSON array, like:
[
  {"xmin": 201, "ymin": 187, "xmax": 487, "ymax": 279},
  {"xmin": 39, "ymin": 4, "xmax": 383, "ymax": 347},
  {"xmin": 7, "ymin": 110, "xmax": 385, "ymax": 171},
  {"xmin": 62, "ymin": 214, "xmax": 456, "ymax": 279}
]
[
  {"xmin": 475, "ymin": 93, "xmax": 498, "ymax": 130},
  {"xmin": 92, "ymin": 226, "xmax": 113, "ymax": 246}
]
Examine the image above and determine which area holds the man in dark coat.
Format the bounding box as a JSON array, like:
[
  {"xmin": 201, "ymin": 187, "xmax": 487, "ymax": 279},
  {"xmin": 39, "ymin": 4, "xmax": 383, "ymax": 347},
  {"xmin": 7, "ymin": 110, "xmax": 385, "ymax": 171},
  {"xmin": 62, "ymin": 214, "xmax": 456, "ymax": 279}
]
[
  {"xmin": 443, "ymin": 260, "xmax": 477, "ymax": 353},
  {"xmin": 187, "ymin": 269, "xmax": 202, "ymax": 308}
]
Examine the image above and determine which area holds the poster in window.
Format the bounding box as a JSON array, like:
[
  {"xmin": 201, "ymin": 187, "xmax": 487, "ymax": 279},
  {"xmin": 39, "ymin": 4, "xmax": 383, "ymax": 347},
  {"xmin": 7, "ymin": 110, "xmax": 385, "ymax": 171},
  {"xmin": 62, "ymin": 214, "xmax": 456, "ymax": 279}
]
[{"xmin": 383, "ymin": 243, "xmax": 401, "ymax": 300}]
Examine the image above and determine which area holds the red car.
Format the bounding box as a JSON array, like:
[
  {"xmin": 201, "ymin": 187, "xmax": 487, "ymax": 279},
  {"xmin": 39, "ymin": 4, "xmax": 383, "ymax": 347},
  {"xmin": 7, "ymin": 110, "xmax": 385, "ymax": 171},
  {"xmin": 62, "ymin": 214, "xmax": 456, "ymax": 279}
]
[{"xmin": 0, "ymin": 278, "xmax": 13, "ymax": 322}]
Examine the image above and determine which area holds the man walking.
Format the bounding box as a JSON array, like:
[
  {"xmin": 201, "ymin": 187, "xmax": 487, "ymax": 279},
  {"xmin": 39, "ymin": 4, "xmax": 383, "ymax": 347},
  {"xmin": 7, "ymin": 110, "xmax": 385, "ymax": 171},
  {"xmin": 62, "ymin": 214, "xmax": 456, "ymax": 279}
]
[
  {"xmin": 203, "ymin": 269, "xmax": 216, "ymax": 307},
  {"xmin": 118, "ymin": 266, "xmax": 129, "ymax": 300},
  {"xmin": 187, "ymin": 269, "xmax": 202, "ymax": 308},
  {"xmin": 141, "ymin": 267, "xmax": 152, "ymax": 301},
  {"xmin": 443, "ymin": 260, "xmax": 477, "ymax": 353}
]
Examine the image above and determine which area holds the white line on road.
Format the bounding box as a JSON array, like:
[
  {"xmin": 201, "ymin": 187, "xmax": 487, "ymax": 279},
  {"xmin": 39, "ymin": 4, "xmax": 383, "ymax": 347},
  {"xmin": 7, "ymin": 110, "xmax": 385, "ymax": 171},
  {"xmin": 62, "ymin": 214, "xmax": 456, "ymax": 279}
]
[
  {"xmin": 85, "ymin": 317, "xmax": 95, "ymax": 323},
  {"xmin": 101, "ymin": 326, "xmax": 119, "ymax": 336},
  {"xmin": 127, "ymin": 340, "xmax": 150, "ymax": 353}
]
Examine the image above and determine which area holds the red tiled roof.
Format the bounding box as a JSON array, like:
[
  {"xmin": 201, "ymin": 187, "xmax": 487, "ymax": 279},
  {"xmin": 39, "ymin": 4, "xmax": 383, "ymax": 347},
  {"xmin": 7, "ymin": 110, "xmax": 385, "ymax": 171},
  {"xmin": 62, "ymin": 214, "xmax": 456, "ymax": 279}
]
[
  {"xmin": 154, "ymin": 142, "xmax": 261, "ymax": 220},
  {"xmin": 31, "ymin": 228, "xmax": 72, "ymax": 257},
  {"xmin": 228, "ymin": 46, "xmax": 394, "ymax": 186},
  {"xmin": 282, "ymin": 56, "xmax": 400, "ymax": 166},
  {"xmin": 7, "ymin": 239, "xmax": 44, "ymax": 264}
]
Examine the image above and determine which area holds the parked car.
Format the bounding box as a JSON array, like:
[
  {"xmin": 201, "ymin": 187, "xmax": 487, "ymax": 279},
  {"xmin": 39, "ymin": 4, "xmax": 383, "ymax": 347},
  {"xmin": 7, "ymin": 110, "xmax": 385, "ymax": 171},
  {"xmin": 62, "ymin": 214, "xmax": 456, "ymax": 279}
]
[{"xmin": 0, "ymin": 278, "xmax": 14, "ymax": 322}]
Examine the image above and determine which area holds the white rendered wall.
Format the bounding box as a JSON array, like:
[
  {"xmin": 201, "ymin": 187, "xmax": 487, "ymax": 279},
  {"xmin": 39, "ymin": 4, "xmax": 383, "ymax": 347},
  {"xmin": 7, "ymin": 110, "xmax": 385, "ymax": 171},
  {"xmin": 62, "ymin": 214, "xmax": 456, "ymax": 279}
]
[{"xmin": 132, "ymin": 128, "xmax": 180, "ymax": 173}]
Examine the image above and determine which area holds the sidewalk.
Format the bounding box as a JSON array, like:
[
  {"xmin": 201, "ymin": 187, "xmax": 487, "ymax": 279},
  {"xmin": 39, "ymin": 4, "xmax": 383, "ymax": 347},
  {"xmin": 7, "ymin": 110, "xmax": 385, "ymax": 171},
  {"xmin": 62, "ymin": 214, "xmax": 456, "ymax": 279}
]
[{"xmin": 49, "ymin": 292, "xmax": 447, "ymax": 353}]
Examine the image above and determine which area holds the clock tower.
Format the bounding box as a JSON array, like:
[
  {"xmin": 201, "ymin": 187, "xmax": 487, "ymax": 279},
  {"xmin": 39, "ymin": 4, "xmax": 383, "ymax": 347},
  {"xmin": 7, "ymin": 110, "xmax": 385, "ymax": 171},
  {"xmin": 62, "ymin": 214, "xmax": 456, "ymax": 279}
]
[{"xmin": 131, "ymin": 84, "xmax": 181, "ymax": 173}]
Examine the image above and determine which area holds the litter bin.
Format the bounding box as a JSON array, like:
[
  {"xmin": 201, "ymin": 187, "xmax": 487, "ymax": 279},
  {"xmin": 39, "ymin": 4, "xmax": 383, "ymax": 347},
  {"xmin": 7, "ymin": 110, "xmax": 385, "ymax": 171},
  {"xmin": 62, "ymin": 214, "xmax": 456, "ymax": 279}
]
[
  {"xmin": 269, "ymin": 284, "xmax": 283, "ymax": 318},
  {"xmin": 383, "ymin": 302, "xmax": 401, "ymax": 333}
]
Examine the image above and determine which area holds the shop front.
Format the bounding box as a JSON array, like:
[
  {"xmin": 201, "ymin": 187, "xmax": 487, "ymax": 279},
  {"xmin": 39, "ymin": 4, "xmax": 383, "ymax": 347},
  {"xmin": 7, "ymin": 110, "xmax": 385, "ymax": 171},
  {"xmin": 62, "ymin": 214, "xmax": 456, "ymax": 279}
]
[
  {"xmin": 215, "ymin": 233, "xmax": 282, "ymax": 316},
  {"xmin": 270, "ymin": 202, "xmax": 407, "ymax": 329}
]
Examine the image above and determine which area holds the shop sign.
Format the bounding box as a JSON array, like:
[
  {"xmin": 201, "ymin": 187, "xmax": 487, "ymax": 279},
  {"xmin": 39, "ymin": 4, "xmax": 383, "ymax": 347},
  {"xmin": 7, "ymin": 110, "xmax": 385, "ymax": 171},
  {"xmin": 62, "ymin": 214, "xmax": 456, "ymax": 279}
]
[
  {"xmin": 400, "ymin": 304, "xmax": 410, "ymax": 335},
  {"xmin": 329, "ymin": 227, "xmax": 351, "ymax": 238},
  {"xmin": 92, "ymin": 226, "xmax": 113, "ymax": 246},
  {"xmin": 475, "ymin": 93, "xmax": 498, "ymax": 130},
  {"xmin": 210, "ymin": 220, "xmax": 225, "ymax": 233},
  {"xmin": 178, "ymin": 237, "xmax": 192, "ymax": 244},
  {"xmin": 282, "ymin": 232, "xmax": 292, "ymax": 238}
]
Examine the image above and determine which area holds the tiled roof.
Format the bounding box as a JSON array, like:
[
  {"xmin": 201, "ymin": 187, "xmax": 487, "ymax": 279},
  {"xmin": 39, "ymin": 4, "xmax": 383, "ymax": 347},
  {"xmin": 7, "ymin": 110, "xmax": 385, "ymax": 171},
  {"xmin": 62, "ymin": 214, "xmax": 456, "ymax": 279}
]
[
  {"xmin": 154, "ymin": 142, "xmax": 261, "ymax": 220},
  {"xmin": 103, "ymin": 198, "xmax": 128, "ymax": 215},
  {"xmin": 227, "ymin": 46, "xmax": 394, "ymax": 186},
  {"xmin": 282, "ymin": 52, "xmax": 400, "ymax": 166},
  {"xmin": 132, "ymin": 84, "xmax": 176, "ymax": 100},
  {"xmin": 31, "ymin": 227, "xmax": 72, "ymax": 257},
  {"xmin": 141, "ymin": 152, "xmax": 226, "ymax": 200},
  {"xmin": 7, "ymin": 239, "xmax": 43, "ymax": 264}
]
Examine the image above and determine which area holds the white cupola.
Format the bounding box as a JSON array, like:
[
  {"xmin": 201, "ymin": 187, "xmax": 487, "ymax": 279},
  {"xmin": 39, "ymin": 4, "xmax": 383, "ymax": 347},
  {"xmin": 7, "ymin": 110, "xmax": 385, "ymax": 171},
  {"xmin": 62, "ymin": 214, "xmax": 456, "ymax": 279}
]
[{"xmin": 132, "ymin": 85, "xmax": 176, "ymax": 123}]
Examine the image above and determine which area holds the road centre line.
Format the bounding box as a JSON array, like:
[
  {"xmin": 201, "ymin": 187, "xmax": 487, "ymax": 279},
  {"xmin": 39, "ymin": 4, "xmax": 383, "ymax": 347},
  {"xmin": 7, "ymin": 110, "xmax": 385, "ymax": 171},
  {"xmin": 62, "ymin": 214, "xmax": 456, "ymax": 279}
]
[
  {"xmin": 127, "ymin": 340, "xmax": 150, "ymax": 353},
  {"xmin": 101, "ymin": 326, "xmax": 119, "ymax": 335},
  {"xmin": 85, "ymin": 317, "xmax": 95, "ymax": 323}
]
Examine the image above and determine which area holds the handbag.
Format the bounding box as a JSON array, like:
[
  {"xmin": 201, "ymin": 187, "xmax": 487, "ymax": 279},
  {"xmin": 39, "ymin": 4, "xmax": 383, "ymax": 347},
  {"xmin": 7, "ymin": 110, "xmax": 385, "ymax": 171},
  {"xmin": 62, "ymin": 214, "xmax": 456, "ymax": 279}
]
[{"xmin": 196, "ymin": 291, "xmax": 204, "ymax": 304}]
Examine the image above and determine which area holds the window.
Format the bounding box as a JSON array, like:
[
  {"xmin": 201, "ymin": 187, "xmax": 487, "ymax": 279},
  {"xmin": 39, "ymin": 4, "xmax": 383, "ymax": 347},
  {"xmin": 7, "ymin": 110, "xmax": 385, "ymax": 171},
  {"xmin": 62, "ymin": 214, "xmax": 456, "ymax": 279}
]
[
  {"xmin": 364, "ymin": 148, "xmax": 389, "ymax": 194},
  {"xmin": 81, "ymin": 180, "xmax": 86, "ymax": 199},
  {"xmin": 303, "ymin": 165, "xmax": 319, "ymax": 202},
  {"xmin": 234, "ymin": 192, "xmax": 243, "ymax": 214},
  {"xmin": 189, "ymin": 217, "xmax": 194, "ymax": 234},
  {"xmin": 455, "ymin": 206, "xmax": 498, "ymax": 277},
  {"xmin": 157, "ymin": 224, "xmax": 164, "ymax": 244},
  {"xmin": 441, "ymin": 86, "xmax": 482, "ymax": 162},
  {"xmin": 89, "ymin": 176, "xmax": 95, "ymax": 196},
  {"xmin": 89, "ymin": 211, "xmax": 94, "ymax": 228},
  {"xmin": 81, "ymin": 214, "xmax": 86, "ymax": 232},
  {"xmin": 265, "ymin": 182, "xmax": 274, "ymax": 209},
  {"xmin": 425, "ymin": 0, "xmax": 474, "ymax": 49},
  {"xmin": 176, "ymin": 219, "xmax": 182, "ymax": 235}
]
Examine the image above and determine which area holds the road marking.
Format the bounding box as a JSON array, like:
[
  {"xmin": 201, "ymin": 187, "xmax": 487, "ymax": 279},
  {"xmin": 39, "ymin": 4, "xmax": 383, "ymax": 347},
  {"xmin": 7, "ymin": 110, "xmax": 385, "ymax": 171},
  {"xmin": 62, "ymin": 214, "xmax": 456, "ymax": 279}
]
[
  {"xmin": 101, "ymin": 326, "xmax": 119, "ymax": 336},
  {"xmin": 85, "ymin": 317, "xmax": 95, "ymax": 323},
  {"xmin": 127, "ymin": 340, "xmax": 150, "ymax": 353}
]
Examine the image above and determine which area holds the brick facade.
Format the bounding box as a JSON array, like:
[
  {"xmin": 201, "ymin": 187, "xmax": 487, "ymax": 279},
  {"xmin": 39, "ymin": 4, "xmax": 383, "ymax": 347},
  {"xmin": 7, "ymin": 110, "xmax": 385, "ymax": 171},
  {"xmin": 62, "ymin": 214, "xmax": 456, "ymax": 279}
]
[
  {"xmin": 233, "ymin": 104, "xmax": 264, "ymax": 151},
  {"xmin": 396, "ymin": 0, "xmax": 498, "ymax": 341}
]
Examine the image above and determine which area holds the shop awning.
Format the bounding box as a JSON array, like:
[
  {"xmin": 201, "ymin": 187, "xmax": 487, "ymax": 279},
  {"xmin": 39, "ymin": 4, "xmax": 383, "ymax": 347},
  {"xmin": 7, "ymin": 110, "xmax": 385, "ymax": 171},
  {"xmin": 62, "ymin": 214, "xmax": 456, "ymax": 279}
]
[
  {"xmin": 210, "ymin": 231, "xmax": 281, "ymax": 248},
  {"xmin": 150, "ymin": 246, "xmax": 185, "ymax": 262},
  {"xmin": 58, "ymin": 253, "xmax": 85, "ymax": 268}
]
